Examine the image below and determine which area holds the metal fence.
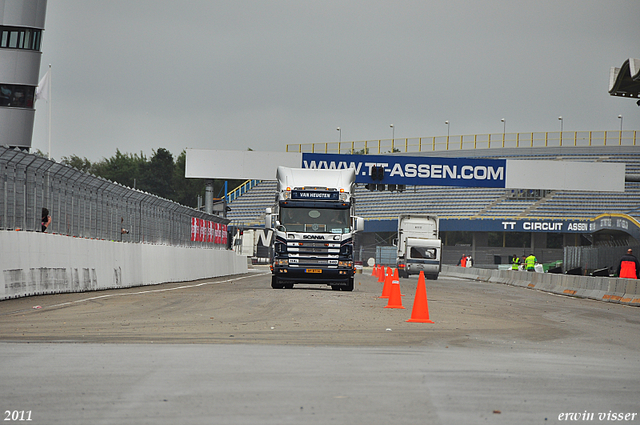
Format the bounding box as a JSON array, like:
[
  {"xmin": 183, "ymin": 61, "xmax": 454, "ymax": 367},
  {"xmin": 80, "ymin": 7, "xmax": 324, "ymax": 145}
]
[
  {"xmin": 563, "ymin": 245, "xmax": 639, "ymax": 273},
  {"xmin": 0, "ymin": 146, "xmax": 228, "ymax": 247}
]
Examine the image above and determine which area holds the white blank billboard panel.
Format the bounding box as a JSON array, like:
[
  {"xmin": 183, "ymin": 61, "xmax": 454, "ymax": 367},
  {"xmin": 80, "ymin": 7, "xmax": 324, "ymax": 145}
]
[
  {"xmin": 505, "ymin": 160, "xmax": 625, "ymax": 192},
  {"xmin": 185, "ymin": 149, "xmax": 302, "ymax": 180}
]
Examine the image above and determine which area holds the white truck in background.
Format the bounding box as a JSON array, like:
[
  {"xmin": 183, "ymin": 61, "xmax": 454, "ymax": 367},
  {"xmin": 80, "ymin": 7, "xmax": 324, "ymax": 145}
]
[
  {"xmin": 395, "ymin": 214, "xmax": 441, "ymax": 280},
  {"xmin": 267, "ymin": 166, "xmax": 364, "ymax": 291}
]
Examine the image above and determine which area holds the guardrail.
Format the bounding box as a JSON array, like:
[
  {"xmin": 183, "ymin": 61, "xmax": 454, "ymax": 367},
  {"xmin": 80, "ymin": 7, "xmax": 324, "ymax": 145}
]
[
  {"xmin": 0, "ymin": 146, "xmax": 227, "ymax": 247},
  {"xmin": 286, "ymin": 130, "xmax": 637, "ymax": 154}
]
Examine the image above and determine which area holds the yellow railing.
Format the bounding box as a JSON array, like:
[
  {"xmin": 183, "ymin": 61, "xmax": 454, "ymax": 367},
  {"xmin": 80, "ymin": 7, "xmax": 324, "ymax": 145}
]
[
  {"xmin": 286, "ymin": 130, "xmax": 638, "ymax": 154},
  {"xmin": 227, "ymin": 179, "xmax": 259, "ymax": 202}
]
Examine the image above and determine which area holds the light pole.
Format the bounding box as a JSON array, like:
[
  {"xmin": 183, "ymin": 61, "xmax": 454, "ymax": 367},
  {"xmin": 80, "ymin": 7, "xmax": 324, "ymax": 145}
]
[
  {"xmin": 618, "ymin": 115, "xmax": 623, "ymax": 143},
  {"xmin": 618, "ymin": 115, "xmax": 623, "ymax": 132},
  {"xmin": 445, "ymin": 121, "xmax": 450, "ymax": 149},
  {"xmin": 390, "ymin": 124, "xmax": 394, "ymax": 141},
  {"xmin": 558, "ymin": 116, "xmax": 563, "ymax": 145},
  {"xmin": 558, "ymin": 116, "xmax": 563, "ymax": 132},
  {"xmin": 336, "ymin": 127, "xmax": 341, "ymax": 143},
  {"xmin": 501, "ymin": 118, "xmax": 506, "ymax": 135}
]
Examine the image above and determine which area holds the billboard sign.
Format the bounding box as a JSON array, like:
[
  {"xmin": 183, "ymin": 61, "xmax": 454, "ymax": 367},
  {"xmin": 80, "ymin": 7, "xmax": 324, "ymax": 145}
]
[
  {"xmin": 300, "ymin": 153, "xmax": 624, "ymax": 192},
  {"xmin": 302, "ymin": 153, "xmax": 506, "ymax": 188},
  {"xmin": 439, "ymin": 218, "xmax": 591, "ymax": 233},
  {"xmin": 185, "ymin": 149, "xmax": 625, "ymax": 192},
  {"xmin": 367, "ymin": 216, "xmax": 640, "ymax": 239}
]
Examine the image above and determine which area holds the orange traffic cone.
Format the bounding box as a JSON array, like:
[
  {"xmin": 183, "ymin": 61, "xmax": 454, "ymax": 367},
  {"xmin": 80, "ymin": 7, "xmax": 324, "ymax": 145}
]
[
  {"xmin": 380, "ymin": 268, "xmax": 392, "ymax": 298},
  {"xmin": 406, "ymin": 271, "xmax": 433, "ymax": 323},
  {"xmin": 372, "ymin": 265, "xmax": 378, "ymax": 278},
  {"xmin": 393, "ymin": 268, "xmax": 405, "ymax": 296},
  {"xmin": 377, "ymin": 266, "xmax": 386, "ymax": 283},
  {"xmin": 384, "ymin": 272, "xmax": 404, "ymax": 309}
]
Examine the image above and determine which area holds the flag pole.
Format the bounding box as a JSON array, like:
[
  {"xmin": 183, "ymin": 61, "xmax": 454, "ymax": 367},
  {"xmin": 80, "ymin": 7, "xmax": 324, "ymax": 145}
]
[{"xmin": 47, "ymin": 64, "xmax": 51, "ymax": 160}]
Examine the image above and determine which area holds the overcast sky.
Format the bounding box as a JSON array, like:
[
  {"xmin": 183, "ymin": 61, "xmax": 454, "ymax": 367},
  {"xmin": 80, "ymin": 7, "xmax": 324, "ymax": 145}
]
[{"xmin": 31, "ymin": 0, "xmax": 640, "ymax": 162}]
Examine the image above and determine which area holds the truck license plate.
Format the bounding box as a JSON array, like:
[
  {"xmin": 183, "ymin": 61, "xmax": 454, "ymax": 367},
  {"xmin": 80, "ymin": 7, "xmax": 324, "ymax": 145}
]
[{"xmin": 306, "ymin": 269, "xmax": 322, "ymax": 273}]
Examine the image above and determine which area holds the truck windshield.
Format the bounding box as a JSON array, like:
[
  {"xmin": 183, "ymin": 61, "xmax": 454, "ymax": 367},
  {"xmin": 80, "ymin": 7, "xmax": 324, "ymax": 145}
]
[
  {"xmin": 409, "ymin": 247, "xmax": 436, "ymax": 259},
  {"xmin": 280, "ymin": 206, "xmax": 350, "ymax": 234}
]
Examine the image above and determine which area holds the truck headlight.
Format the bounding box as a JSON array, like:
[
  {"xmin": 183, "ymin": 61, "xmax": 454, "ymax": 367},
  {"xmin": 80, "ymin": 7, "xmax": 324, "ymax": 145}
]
[
  {"xmin": 275, "ymin": 259, "xmax": 289, "ymax": 266},
  {"xmin": 338, "ymin": 261, "xmax": 353, "ymax": 268}
]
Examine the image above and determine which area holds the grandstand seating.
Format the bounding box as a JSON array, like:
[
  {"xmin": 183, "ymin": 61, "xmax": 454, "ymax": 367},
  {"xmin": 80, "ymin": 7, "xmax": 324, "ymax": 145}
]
[{"xmin": 226, "ymin": 146, "xmax": 640, "ymax": 227}]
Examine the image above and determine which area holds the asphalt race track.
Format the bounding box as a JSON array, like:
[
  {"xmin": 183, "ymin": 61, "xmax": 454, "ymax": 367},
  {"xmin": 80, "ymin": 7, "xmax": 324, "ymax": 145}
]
[{"xmin": 1, "ymin": 267, "xmax": 639, "ymax": 424}]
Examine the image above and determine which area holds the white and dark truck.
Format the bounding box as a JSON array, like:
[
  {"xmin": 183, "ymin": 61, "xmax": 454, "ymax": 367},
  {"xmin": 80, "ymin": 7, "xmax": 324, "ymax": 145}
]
[
  {"xmin": 267, "ymin": 166, "xmax": 364, "ymax": 291},
  {"xmin": 395, "ymin": 214, "xmax": 441, "ymax": 280}
]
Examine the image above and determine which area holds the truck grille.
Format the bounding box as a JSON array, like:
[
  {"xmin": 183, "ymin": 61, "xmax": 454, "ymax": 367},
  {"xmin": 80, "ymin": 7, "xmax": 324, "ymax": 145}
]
[
  {"xmin": 288, "ymin": 240, "xmax": 340, "ymax": 255},
  {"xmin": 286, "ymin": 239, "xmax": 343, "ymax": 267},
  {"xmin": 289, "ymin": 258, "xmax": 338, "ymax": 266}
]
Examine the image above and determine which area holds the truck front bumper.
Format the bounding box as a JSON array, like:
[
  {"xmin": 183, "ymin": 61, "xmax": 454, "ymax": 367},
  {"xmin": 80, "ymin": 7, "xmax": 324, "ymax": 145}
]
[{"xmin": 273, "ymin": 267, "xmax": 354, "ymax": 285}]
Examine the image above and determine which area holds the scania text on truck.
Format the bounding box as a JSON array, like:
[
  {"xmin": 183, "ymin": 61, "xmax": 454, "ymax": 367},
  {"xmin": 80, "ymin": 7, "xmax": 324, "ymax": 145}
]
[
  {"xmin": 395, "ymin": 214, "xmax": 441, "ymax": 280},
  {"xmin": 267, "ymin": 166, "xmax": 364, "ymax": 291}
]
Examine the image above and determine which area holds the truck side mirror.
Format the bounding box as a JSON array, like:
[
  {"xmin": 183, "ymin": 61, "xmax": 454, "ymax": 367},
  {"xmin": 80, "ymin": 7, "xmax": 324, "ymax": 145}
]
[
  {"xmin": 265, "ymin": 212, "xmax": 276, "ymax": 229},
  {"xmin": 392, "ymin": 238, "xmax": 397, "ymax": 247},
  {"xmin": 352, "ymin": 216, "xmax": 364, "ymax": 233}
]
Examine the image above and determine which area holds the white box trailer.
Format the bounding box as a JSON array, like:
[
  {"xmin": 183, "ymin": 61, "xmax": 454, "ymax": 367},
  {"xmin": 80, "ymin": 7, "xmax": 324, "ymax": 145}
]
[{"xmin": 395, "ymin": 214, "xmax": 441, "ymax": 280}]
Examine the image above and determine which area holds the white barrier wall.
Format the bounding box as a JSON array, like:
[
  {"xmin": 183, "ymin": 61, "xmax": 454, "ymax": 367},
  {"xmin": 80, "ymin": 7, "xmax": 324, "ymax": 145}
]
[
  {"xmin": 441, "ymin": 265, "xmax": 639, "ymax": 306},
  {"xmin": 0, "ymin": 231, "xmax": 248, "ymax": 300}
]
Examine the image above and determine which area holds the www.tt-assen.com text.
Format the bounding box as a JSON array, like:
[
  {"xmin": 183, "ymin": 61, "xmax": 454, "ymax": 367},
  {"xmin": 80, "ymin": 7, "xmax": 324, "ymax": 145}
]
[{"xmin": 303, "ymin": 159, "xmax": 504, "ymax": 184}]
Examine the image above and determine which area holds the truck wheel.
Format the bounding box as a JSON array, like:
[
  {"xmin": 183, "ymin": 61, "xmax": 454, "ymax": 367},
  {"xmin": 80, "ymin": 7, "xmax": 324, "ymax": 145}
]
[
  {"xmin": 271, "ymin": 276, "xmax": 284, "ymax": 289},
  {"xmin": 427, "ymin": 273, "xmax": 438, "ymax": 280},
  {"xmin": 284, "ymin": 283, "xmax": 294, "ymax": 289},
  {"xmin": 343, "ymin": 277, "xmax": 354, "ymax": 292}
]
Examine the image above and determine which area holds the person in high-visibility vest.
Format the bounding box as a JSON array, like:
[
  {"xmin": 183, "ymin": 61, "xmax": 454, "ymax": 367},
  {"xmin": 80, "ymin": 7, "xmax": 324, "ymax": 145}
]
[
  {"xmin": 525, "ymin": 254, "xmax": 537, "ymax": 272},
  {"xmin": 511, "ymin": 255, "xmax": 520, "ymax": 271},
  {"xmin": 617, "ymin": 249, "xmax": 639, "ymax": 279}
]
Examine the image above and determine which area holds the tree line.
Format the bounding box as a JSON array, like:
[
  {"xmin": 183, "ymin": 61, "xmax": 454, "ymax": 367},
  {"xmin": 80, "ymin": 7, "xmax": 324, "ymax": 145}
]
[{"xmin": 56, "ymin": 148, "xmax": 244, "ymax": 209}]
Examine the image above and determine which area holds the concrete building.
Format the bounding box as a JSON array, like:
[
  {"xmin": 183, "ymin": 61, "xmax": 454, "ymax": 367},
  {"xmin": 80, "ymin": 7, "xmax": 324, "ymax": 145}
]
[{"xmin": 0, "ymin": 0, "xmax": 47, "ymax": 150}]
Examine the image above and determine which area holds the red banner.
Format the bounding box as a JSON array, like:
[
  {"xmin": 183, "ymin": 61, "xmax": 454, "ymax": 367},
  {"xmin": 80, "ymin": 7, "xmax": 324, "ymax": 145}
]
[
  {"xmin": 191, "ymin": 218, "xmax": 227, "ymax": 245},
  {"xmin": 198, "ymin": 218, "xmax": 204, "ymax": 242}
]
